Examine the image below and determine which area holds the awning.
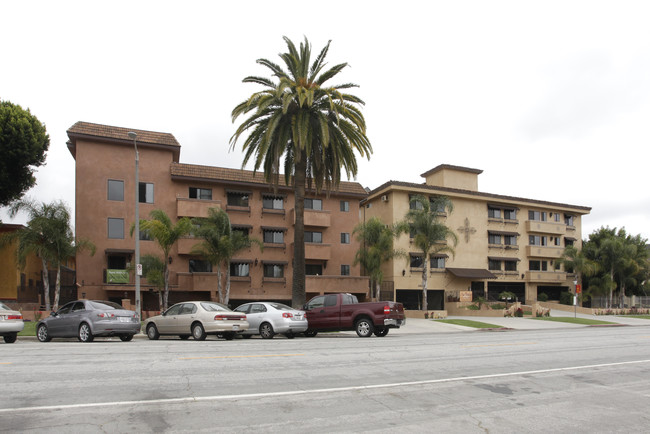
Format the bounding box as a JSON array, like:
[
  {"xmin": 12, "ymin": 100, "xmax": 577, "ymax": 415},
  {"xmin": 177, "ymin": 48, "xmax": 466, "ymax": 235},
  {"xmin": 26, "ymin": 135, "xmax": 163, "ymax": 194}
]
[
  {"xmin": 105, "ymin": 248, "xmax": 134, "ymax": 255},
  {"xmin": 488, "ymin": 256, "xmax": 521, "ymax": 262},
  {"xmin": 487, "ymin": 230, "xmax": 519, "ymax": 236},
  {"xmin": 446, "ymin": 268, "xmax": 497, "ymax": 279}
]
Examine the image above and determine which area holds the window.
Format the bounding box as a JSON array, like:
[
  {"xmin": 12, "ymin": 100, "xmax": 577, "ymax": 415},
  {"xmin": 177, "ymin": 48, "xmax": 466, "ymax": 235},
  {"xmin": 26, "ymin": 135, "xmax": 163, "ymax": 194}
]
[
  {"xmin": 107, "ymin": 218, "xmax": 124, "ymax": 239},
  {"xmin": 139, "ymin": 230, "xmax": 151, "ymax": 241},
  {"xmin": 229, "ymin": 262, "xmax": 250, "ymax": 277},
  {"xmin": 263, "ymin": 264, "xmax": 284, "ymax": 278},
  {"xmin": 263, "ymin": 230, "xmax": 284, "ymax": 244},
  {"xmin": 305, "ymin": 198, "xmax": 322, "ymax": 210},
  {"xmin": 504, "ymin": 235, "xmax": 517, "ymax": 246},
  {"xmin": 139, "ymin": 182, "xmax": 154, "ymax": 203},
  {"xmin": 341, "ymin": 265, "xmax": 350, "ymax": 276},
  {"xmin": 565, "ymin": 214, "xmax": 575, "ymax": 226},
  {"xmin": 305, "ymin": 231, "xmax": 322, "ymax": 243},
  {"xmin": 409, "ymin": 195, "xmax": 424, "ymax": 210},
  {"xmin": 553, "ymin": 213, "xmax": 560, "ymax": 222},
  {"xmin": 503, "ymin": 209, "xmax": 517, "ymax": 220},
  {"xmin": 529, "ymin": 235, "xmax": 547, "ymax": 246},
  {"xmin": 107, "ymin": 255, "xmax": 127, "ymax": 269},
  {"xmin": 504, "ymin": 260, "xmax": 517, "ymax": 271},
  {"xmin": 431, "ymin": 256, "xmax": 445, "ymax": 269},
  {"xmin": 565, "ymin": 238, "xmax": 575, "ymax": 247},
  {"xmin": 528, "ymin": 210, "xmax": 547, "ymax": 221},
  {"xmin": 410, "ymin": 254, "xmax": 424, "ymax": 268},
  {"xmin": 189, "ymin": 187, "xmax": 212, "ymax": 200},
  {"xmin": 340, "ymin": 201, "xmax": 350, "ymax": 212},
  {"xmin": 488, "ymin": 259, "xmax": 501, "ymax": 271},
  {"xmin": 227, "ymin": 192, "xmax": 249, "ymax": 207},
  {"xmin": 529, "ymin": 260, "xmax": 548, "ymax": 271},
  {"xmin": 306, "ymin": 264, "xmax": 323, "ymax": 275},
  {"xmin": 233, "ymin": 226, "xmax": 250, "ymax": 237},
  {"xmin": 553, "ymin": 237, "xmax": 561, "ymax": 246},
  {"xmin": 189, "ymin": 259, "xmax": 212, "ymax": 273},
  {"xmin": 488, "ymin": 233, "xmax": 502, "ymax": 244},
  {"xmin": 488, "ymin": 207, "xmax": 501, "ymax": 219},
  {"xmin": 263, "ymin": 195, "xmax": 284, "ymax": 210},
  {"xmin": 107, "ymin": 180, "xmax": 124, "ymax": 201},
  {"xmin": 340, "ymin": 233, "xmax": 350, "ymax": 244}
]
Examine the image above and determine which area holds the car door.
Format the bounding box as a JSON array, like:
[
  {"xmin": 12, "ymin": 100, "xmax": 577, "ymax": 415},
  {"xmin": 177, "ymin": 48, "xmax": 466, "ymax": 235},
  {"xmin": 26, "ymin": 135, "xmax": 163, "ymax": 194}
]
[
  {"xmin": 246, "ymin": 304, "xmax": 267, "ymax": 333},
  {"xmin": 234, "ymin": 304, "xmax": 252, "ymax": 332},
  {"xmin": 304, "ymin": 296, "xmax": 334, "ymax": 329},
  {"xmin": 48, "ymin": 302, "xmax": 75, "ymax": 336},
  {"xmin": 173, "ymin": 303, "xmax": 197, "ymax": 334},
  {"xmin": 62, "ymin": 301, "xmax": 88, "ymax": 336},
  {"xmin": 156, "ymin": 304, "xmax": 183, "ymax": 334}
]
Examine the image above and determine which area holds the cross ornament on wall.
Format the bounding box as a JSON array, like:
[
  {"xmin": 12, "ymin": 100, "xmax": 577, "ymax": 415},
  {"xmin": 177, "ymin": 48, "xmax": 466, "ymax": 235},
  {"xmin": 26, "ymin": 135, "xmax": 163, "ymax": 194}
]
[{"xmin": 458, "ymin": 217, "xmax": 476, "ymax": 243}]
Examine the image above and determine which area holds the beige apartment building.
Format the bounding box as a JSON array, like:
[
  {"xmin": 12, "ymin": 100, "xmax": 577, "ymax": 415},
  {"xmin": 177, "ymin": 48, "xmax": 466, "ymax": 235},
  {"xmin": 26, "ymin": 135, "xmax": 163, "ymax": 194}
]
[
  {"xmin": 67, "ymin": 122, "xmax": 369, "ymax": 311},
  {"xmin": 362, "ymin": 165, "xmax": 591, "ymax": 310}
]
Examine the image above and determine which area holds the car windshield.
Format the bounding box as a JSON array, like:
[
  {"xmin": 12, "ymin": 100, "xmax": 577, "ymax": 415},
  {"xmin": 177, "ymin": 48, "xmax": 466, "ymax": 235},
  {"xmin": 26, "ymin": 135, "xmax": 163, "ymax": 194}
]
[
  {"xmin": 201, "ymin": 302, "xmax": 230, "ymax": 312},
  {"xmin": 0, "ymin": 302, "xmax": 10, "ymax": 311},
  {"xmin": 269, "ymin": 303, "xmax": 293, "ymax": 311},
  {"xmin": 89, "ymin": 300, "xmax": 124, "ymax": 310}
]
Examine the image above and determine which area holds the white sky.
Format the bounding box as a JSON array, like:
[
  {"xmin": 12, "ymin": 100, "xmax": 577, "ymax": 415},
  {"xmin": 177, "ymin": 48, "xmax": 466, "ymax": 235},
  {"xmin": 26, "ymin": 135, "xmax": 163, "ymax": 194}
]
[{"xmin": 2, "ymin": 1, "xmax": 650, "ymax": 240}]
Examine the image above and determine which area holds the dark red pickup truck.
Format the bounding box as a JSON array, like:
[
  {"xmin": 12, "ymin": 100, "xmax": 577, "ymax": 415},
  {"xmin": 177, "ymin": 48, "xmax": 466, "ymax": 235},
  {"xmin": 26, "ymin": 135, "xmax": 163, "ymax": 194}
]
[{"xmin": 302, "ymin": 293, "xmax": 406, "ymax": 337}]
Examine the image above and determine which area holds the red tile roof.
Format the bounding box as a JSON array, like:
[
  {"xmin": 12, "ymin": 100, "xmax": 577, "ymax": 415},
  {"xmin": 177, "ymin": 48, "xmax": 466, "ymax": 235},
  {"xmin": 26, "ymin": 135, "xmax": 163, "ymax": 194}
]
[{"xmin": 67, "ymin": 121, "xmax": 179, "ymax": 147}]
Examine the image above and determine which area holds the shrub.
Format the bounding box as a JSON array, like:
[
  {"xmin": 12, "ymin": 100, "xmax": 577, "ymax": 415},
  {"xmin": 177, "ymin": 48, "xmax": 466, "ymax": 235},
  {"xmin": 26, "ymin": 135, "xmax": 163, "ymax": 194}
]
[
  {"xmin": 559, "ymin": 292, "xmax": 573, "ymax": 306},
  {"xmin": 515, "ymin": 308, "xmax": 523, "ymax": 317},
  {"xmin": 491, "ymin": 303, "xmax": 506, "ymax": 310},
  {"xmin": 34, "ymin": 310, "xmax": 42, "ymax": 322},
  {"xmin": 466, "ymin": 304, "xmax": 480, "ymax": 310},
  {"xmin": 537, "ymin": 293, "xmax": 548, "ymax": 302}
]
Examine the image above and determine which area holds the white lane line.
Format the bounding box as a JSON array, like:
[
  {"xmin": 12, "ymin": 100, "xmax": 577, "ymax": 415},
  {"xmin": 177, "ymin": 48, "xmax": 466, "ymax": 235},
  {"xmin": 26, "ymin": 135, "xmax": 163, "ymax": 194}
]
[{"xmin": 2, "ymin": 359, "xmax": 649, "ymax": 414}]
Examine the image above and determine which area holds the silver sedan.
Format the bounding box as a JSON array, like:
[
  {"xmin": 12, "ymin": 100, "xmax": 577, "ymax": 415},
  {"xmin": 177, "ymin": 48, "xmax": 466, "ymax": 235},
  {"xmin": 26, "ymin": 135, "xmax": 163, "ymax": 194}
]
[
  {"xmin": 144, "ymin": 301, "xmax": 249, "ymax": 341},
  {"xmin": 234, "ymin": 302, "xmax": 308, "ymax": 339},
  {"xmin": 0, "ymin": 302, "xmax": 25, "ymax": 343},
  {"xmin": 36, "ymin": 300, "xmax": 140, "ymax": 342}
]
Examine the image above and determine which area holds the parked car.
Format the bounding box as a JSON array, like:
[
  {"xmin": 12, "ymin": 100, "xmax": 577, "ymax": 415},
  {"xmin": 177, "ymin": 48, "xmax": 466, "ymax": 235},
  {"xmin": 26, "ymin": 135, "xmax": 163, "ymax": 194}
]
[
  {"xmin": 144, "ymin": 301, "xmax": 249, "ymax": 341},
  {"xmin": 303, "ymin": 293, "xmax": 406, "ymax": 337},
  {"xmin": 36, "ymin": 300, "xmax": 140, "ymax": 343},
  {"xmin": 234, "ymin": 302, "xmax": 308, "ymax": 339},
  {"xmin": 0, "ymin": 302, "xmax": 25, "ymax": 344}
]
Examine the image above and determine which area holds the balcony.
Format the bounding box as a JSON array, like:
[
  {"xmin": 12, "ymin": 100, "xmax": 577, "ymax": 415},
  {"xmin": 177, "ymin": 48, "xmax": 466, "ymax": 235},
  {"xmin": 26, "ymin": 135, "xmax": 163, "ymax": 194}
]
[
  {"xmin": 177, "ymin": 198, "xmax": 221, "ymax": 218},
  {"xmin": 524, "ymin": 271, "xmax": 567, "ymax": 283},
  {"xmin": 306, "ymin": 275, "xmax": 369, "ymax": 295},
  {"xmin": 525, "ymin": 245, "xmax": 564, "ymax": 259},
  {"xmin": 291, "ymin": 208, "xmax": 331, "ymax": 227},
  {"xmin": 303, "ymin": 243, "xmax": 331, "ymax": 260},
  {"xmin": 177, "ymin": 272, "xmax": 219, "ymax": 291},
  {"xmin": 105, "ymin": 269, "xmax": 129, "ymax": 284},
  {"xmin": 525, "ymin": 220, "xmax": 566, "ymax": 235},
  {"xmin": 177, "ymin": 237, "xmax": 202, "ymax": 255}
]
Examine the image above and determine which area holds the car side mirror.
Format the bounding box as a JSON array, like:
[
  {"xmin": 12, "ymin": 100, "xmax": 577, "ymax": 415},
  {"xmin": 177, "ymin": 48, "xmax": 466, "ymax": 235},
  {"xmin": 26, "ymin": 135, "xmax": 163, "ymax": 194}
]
[
  {"xmin": 302, "ymin": 304, "xmax": 308, "ymax": 310},
  {"xmin": 51, "ymin": 311, "xmax": 57, "ymax": 317}
]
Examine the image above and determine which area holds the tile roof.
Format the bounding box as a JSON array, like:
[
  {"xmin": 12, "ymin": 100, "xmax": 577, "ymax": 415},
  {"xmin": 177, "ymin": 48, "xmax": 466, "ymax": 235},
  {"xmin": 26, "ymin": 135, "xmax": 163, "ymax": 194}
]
[
  {"xmin": 420, "ymin": 164, "xmax": 483, "ymax": 178},
  {"xmin": 67, "ymin": 121, "xmax": 179, "ymax": 147},
  {"xmin": 171, "ymin": 163, "xmax": 369, "ymax": 196}
]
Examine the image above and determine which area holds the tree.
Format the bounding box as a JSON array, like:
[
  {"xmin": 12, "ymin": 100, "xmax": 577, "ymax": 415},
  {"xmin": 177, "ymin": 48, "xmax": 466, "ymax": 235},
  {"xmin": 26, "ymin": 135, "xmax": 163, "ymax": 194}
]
[
  {"xmin": 1, "ymin": 199, "xmax": 94, "ymax": 311},
  {"xmin": 191, "ymin": 208, "xmax": 262, "ymax": 305},
  {"xmin": 556, "ymin": 245, "xmax": 598, "ymax": 305},
  {"xmin": 353, "ymin": 217, "xmax": 407, "ymax": 301},
  {"xmin": 401, "ymin": 195, "xmax": 458, "ymax": 310},
  {"xmin": 138, "ymin": 254, "xmax": 165, "ymax": 309},
  {"xmin": 230, "ymin": 36, "xmax": 372, "ymax": 308},
  {"xmin": 132, "ymin": 209, "xmax": 193, "ymax": 310},
  {"xmin": 0, "ymin": 100, "xmax": 50, "ymax": 206}
]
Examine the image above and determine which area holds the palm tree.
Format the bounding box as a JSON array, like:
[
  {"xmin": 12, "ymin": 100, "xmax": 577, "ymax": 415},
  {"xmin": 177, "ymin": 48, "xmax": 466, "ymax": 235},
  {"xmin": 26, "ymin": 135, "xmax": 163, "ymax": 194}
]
[
  {"xmin": 191, "ymin": 208, "xmax": 262, "ymax": 304},
  {"xmin": 230, "ymin": 36, "xmax": 372, "ymax": 308},
  {"xmin": 132, "ymin": 209, "xmax": 193, "ymax": 310},
  {"xmin": 402, "ymin": 195, "xmax": 458, "ymax": 310},
  {"xmin": 353, "ymin": 217, "xmax": 407, "ymax": 301},
  {"xmin": 2, "ymin": 199, "xmax": 95, "ymax": 311},
  {"xmin": 137, "ymin": 254, "xmax": 165, "ymax": 309},
  {"xmin": 556, "ymin": 245, "xmax": 598, "ymax": 305}
]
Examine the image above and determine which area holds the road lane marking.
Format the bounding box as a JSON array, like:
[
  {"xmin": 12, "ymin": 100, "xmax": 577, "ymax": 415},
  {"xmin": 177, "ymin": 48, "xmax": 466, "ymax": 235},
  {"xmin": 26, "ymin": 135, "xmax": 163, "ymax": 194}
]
[
  {"xmin": 462, "ymin": 342, "xmax": 537, "ymax": 348},
  {"xmin": 179, "ymin": 353, "xmax": 305, "ymax": 360},
  {"xmin": 0, "ymin": 362, "xmax": 12, "ymax": 365},
  {"xmin": 2, "ymin": 358, "xmax": 650, "ymax": 414}
]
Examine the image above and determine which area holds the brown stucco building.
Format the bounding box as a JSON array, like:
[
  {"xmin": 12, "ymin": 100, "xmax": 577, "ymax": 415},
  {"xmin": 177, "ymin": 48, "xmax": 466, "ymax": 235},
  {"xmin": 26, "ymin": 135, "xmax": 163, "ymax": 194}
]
[{"xmin": 67, "ymin": 122, "xmax": 369, "ymax": 311}]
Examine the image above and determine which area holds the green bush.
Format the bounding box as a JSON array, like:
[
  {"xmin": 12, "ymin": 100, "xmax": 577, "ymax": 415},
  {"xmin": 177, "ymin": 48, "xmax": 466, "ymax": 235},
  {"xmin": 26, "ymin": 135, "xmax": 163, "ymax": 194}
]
[
  {"xmin": 538, "ymin": 293, "xmax": 548, "ymax": 302},
  {"xmin": 515, "ymin": 308, "xmax": 524, "ymax": 317},
  {"xmin": 559, "ymin": 291, "xmax": 573, "ymax": 306},
  {"xmin": 466, "ymin": 304, "xmax": 480, "ymax": 310}
]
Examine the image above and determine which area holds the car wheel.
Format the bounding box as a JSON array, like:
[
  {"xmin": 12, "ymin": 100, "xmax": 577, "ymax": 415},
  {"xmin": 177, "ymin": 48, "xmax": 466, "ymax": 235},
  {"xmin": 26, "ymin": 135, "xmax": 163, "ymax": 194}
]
[
  {"xmin": 374, "ymin": 328, "xmax": 389, "ymax": 337},
  {"xmin": 222, "ymin": 332, "xmax": 235, "ymax": 341},
  {"xmin": 192, "ymin": 323, "xmax": 207, "ymax": 341},
  {"xmin": 119, "ymin": 334, "xmax": 134, "ymax": 342},
  {"xmin": 146, "ymin": 324, "xmax": 160, "ymax": 340},
  {"xmin": 303, "ymin": 330, "xmax": 318, "ymax": 337},
  {"xmin": 78, "ymin": 323, "xmax": 94, "ymax": 342},
  {"xmin": 242, "ymin": 334, "xmax": 253, "ymax": 339},
  {"xmin": 355, "ymin": 318, "xmax": 374, "ymax": 338},
  {"xmin": 3, "ymin": 333, "xmax": 17, "ymax": 344},
  {"xmin": 179, "ymin": 335, "xmax": 190, "ymax": 340},
  {"xmin": 259, "ymin": 322, "xmax": 275, "ymax": 339},
  {"xmin": 284, "ymin": 332, "xmax": 295, "ymax": 339},
  {"xmin": 37, "ymin": 324, "xmax": 51, "ymax": 342}
]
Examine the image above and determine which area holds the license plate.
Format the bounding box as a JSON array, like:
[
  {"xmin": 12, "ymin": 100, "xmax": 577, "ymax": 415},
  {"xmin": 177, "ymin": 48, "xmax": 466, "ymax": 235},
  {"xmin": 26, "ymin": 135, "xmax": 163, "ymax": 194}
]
[
  {"xmin": 118, "ymin": 317, "xmax": 131, "ymax": 322},
  {"xmin": 232, "ymin": 325, "xmax": 239, "ymax": 331}
]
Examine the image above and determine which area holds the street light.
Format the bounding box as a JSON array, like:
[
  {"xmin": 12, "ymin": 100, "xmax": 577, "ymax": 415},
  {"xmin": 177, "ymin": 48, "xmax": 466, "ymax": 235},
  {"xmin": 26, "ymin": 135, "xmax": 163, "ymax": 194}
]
[
  {"xmin": 128, "ymin": 131, "xmax": 141, "ymax": 321},
  {"xmin": 573, "ymin": 279, "xmax": 578, "ymax": 318}
]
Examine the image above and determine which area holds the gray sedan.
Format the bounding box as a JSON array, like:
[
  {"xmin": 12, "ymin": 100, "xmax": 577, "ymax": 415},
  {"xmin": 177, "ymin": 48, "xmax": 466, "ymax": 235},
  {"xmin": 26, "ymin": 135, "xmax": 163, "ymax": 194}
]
[
  {"xmin": 234, "ymin": 302, "xmax": 308, "ymax": 339},
  {"xmin": 36, "ymin": 300, "xmax": 140, "ymax": 343},
  {"xmin": 0, "ymin": 302, "xmax": 25, "ymax": 343}
]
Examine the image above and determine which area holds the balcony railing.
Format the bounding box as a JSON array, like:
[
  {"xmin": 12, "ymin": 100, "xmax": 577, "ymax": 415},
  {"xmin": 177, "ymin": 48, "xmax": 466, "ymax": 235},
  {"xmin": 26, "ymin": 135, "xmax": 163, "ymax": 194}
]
[
  {"xmin": 290, "ymin": 208, "xmax": 331, "ymax": 227},
  {"xmin": 524, "ymin": 271, "xmax": 567, "ymax": 283},
  {"xmin": 525, "ymin": 220, "xmax": 566, "ymax": 235},
  {"xmin": 105, "ymin": 269, "xmax": 129, "ymax": 284},
  {"xmin": 177, "ymin": 198, "xmax": 221, "ymax": 218},
  {"xmin": 525, "ymin": 245, "xmax": 564, "ymax": 258}
]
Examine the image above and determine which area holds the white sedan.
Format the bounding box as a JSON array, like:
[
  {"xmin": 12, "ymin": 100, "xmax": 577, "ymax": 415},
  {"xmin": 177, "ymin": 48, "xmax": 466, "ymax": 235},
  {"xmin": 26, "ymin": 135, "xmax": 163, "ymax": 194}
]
[
  {"xmin": 0, "ymin": 302, "xmax": 25, "ymax": 344},
  {"xmin": 234, "ymin": 302, "xmax": 308, "ymax": 339},
  {"xmin": 144, "ymin": 301, "xmax": 249, "ymax": 341}
]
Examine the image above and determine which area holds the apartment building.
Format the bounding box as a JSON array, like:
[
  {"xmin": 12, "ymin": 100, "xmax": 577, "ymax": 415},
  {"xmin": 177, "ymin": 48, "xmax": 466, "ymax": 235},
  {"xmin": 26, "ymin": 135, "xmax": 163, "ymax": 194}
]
[
  {"xmin": 362, "ymin": 164, "xmax": 591, "ymax": 310},
  {"xmin": 67, "ymin": 122, "xmax": 369, "ymax": 310}
]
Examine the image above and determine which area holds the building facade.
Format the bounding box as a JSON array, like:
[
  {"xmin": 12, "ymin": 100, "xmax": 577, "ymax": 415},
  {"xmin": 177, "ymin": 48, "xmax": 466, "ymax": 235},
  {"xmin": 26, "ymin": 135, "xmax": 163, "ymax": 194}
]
[
  {"xmin": 362, "ymin": 165, "xmax": 591, "ymax": 310},
  {"xmin": 67, "ymin": 122, "xmax": 369, "ymax": 311}
]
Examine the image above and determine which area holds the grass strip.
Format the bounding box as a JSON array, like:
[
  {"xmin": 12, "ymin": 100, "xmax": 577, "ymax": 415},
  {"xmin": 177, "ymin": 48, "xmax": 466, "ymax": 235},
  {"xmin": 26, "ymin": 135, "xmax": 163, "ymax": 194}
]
[
  {"xmin": 530, "ymin": 317, "xmax": 617, "ymax": 325},
  {"xmin": 435, "ymin": 319, "xmax": 505, "ymax": 329}
]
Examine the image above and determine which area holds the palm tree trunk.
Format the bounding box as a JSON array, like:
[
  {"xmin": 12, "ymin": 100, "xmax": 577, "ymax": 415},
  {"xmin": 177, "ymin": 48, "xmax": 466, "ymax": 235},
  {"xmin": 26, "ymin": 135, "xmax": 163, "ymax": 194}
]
[
  {"xmin": 163, "ymin": 264, "xmax": 170, "ymax": 311},
  {"xmin": 375, "ymin": 281, "xmax": 381, "ymax": 301},
  {"xmin": 217, "ymin": 265, "xmax": 223, "ymax": 304},
  {"xmin": 422, "ymin": 256, "xmax": 429, "ymax": 310},
  {"xmin": 225, "ymin": 264, "xmax": 231, "ymax": 306},
  {"xmin": 609, "ymin": 267, "xmax": 614, "ymax": 308},
  {"xmin": 292, "ymin": 155, "xmax": 307, "ymax": 308},
  {"xmin": 53, "ymin": 264, "xmax": 61, "ymax": 311},
  {"xmin": 41, "ymin": 257, "xmax": 51, "ymax": 311}
]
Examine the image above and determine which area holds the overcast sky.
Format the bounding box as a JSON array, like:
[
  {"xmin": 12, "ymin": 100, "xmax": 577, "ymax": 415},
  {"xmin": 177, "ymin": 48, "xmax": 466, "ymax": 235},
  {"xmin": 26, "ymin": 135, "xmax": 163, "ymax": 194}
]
[{"xmin": 2, "ymin": 1, "xmax": 650, "ymax": 240}]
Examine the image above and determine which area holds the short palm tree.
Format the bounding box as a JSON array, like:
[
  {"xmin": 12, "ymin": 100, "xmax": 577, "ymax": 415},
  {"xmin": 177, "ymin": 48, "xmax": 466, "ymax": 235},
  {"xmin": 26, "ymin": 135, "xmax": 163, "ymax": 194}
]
[
  {"xmin": 402, "ymin": 195, "xmax": 457, "ymax": 310},
  {"xmin": 556, "ymin": 245, "xmax": 598, "ymax": 305},
  {"xmin": 230, "ymin": 36, "xmax": 372, "ymax": 307},
  {"xmin": 132, "ymin": 209, "xmax": 193, "ymax": 310},
  {"xmin": 191, "ymin": 208, "xmax": 262, "ymax": 304}
]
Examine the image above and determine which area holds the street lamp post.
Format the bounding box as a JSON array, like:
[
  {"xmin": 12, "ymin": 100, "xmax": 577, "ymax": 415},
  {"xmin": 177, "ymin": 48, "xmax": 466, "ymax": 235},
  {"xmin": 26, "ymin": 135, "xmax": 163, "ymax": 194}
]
[
  {"xmin": 573, "ymin": 279, "xmax": 578, "ymax": 318},
  {"xmin": 128, "ymin": 131, "xmax": 141, "ymax": 321}
]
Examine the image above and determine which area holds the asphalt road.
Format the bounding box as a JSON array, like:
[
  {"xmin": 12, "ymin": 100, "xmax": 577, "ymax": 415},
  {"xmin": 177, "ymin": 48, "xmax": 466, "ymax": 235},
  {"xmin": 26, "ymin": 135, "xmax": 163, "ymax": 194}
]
[{"xmin": 2, "ymin": 325, "xmax": 650, "ymax": 433}]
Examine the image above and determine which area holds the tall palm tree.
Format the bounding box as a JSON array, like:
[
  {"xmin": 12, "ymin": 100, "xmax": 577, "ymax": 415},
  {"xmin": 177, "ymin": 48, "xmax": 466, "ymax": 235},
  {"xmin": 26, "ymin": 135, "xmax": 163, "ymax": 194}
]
[
  {"xmin": 556, "ymin": 245, "xmax": 598, "ymax": 305},
  {"xmin": 353, "ymin": 217, "xmax": 407, "ymax": 301},
  {"xmin": 2, "ymin": 199, "xmax": 95, "ymax": 311},
  {"xmin": 132, "ymin": 209, "xmax": 193, "ymax": 310},
  {"xmin": 230, "ymin": 36, "xmax": 372, "ymax": 307},
  {"xmin": 191, "ymin": 208, "xmax": 262, "ymax": 304},
  {"xmin": 402, "ymin": 195, "xmax": 458, "ymax": 310}
]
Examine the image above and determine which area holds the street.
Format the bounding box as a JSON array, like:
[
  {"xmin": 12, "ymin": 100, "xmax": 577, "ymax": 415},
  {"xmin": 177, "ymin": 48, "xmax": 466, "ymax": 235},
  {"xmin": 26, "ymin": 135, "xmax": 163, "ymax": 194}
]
[{"xmin": 2, "ymin": 326, "xmax": 650, "ymax": 433}]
